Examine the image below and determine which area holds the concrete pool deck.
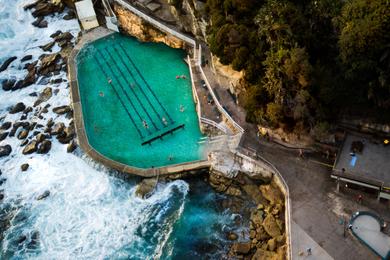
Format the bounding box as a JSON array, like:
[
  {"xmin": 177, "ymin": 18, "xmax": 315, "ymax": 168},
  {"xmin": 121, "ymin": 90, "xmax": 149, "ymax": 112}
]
[{"xmin": 68, "ymin": 27, "xmax": 210, "ymax": 177}]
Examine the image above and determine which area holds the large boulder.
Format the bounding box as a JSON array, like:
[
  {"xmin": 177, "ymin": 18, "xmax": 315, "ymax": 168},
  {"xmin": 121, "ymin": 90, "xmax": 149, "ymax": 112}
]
[
  {"xmin": 22, "ymin": 141, "xmax": 38, "ymax": 155},
  {"xmin": 57, "ymin": 125, "xmax": 74, "ymax": 144},
  {"xmin": 231, "ymin": 242, "xmax": 251, "ymax": 255},
  {"xmin": 52, "ymin": 105, "xmax": 71, "ymax": 115},
  {"xmin": 33, "ymin": 87, "xmax": 52, "ymax": 107},
  {"xmin": 21, "ymin": 64, "xmax": 37, "ymax": 88},
  {"xmin": 21, "ymin": 55, "xmax": 32, "ymax": 62},
  {"xmin": 2, "ymin": 79, "xmax": 16, "ymax": 91},
  {"xmin": 36, "ymin": 190, "xmax": 50, "ymax": 200},
  {"xmin": 0, "ymin": 132, "xmax": 8, "ymax": 141},
  {"xmin": 37, "ymin": 140, "xmax": 51, "ymax": 154},
  {"xmin": 0, "ymin": 145, "xmax": 12, "ymax": 157},
  {"xmin": 31, "ymin": 1, "xmax": 64, "ymax": 18},
  {"xmin": 51, "ymin": 122, "xmax": 64, "ymax": 135},
  {"xmin": 38, "ymin": 53, "xmax": 60, "ymax": 75},
  {"xmin": 251, "ymin": 209, "xmax": 264, "ymax": 227},
  {"xmin": 259, "ymin": 184, "xmax": 284, "ymax": 206},
  {"xmin": 54, "ymin": 31, "xmax": 73, "ymax": 42},
  {"xmin": 21, "ymin": 163, "xmax": 29, "ymax": 171},
  {"xmin": 39, "ymin": 41, "xmax": 54, "ymax": 51},
  {"xmin": 32, "ymin": 16, "xmax": 48, "ymax": 28},
  {"xmin": 67, "ymin": 140, "xmax": 77, "ymax": 153},
  {"xmin": 9, "ymin": 102, "xmax": 26, "ymax": 114},
  {"xmin": 0, "ymin": 57, "xmax": 17, "ymax": 72},
  {"xmin": 252, "ymin": 248, "xmax": 276, "ymax": 260},
  {"xmin": 17, "ymin": 129, "xmax": 29, "ymax": 140},
  {"xmin": 0, "ymin": 122, "xmax": 12, "ymax": 130},
  {"xmin": 242, "ymin": 184, "xmax": 267, "ymax": 205},
  {"xmin": 135, "ymin": 178, "xmax": 157, "ymax": 198},
  {"xmin": 262, "ymin": 214, "xmax": 281, "ymax": 238}
]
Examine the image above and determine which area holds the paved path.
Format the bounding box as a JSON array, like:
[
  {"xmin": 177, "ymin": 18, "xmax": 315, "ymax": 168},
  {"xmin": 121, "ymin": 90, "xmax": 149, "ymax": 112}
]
[{"xmin": 292, "ymin": 220, "xmax": 334, "ymax": 260}]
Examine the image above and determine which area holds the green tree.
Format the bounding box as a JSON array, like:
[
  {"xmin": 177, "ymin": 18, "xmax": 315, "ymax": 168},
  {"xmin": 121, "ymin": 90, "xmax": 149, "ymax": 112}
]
[{"xmin": 338, "ymin": 0, "xmax": 390, "ymax": 107}]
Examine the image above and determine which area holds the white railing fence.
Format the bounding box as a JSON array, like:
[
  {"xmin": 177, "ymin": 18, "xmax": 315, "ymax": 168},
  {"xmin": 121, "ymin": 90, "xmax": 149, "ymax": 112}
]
[
  {"xmin": 187, "ymin": 55, "xmax": 202, "ymax": 121},
  {"xmin": 197, "ymin": 45, "xmax": 244, "ymax": 134},
  {"xmin": 115, "ymin": 0, "xmax": 196, "ymax": 46},
  {"xmin": 239, "ymin": 147, "xmax": 292, "ymax": 260}
]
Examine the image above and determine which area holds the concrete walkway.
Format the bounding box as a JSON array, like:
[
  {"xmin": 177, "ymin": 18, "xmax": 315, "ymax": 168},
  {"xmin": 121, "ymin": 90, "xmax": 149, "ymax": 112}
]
[{"xmin": 292, "ymin": 220, "xmax": 334, "ymax": 260}]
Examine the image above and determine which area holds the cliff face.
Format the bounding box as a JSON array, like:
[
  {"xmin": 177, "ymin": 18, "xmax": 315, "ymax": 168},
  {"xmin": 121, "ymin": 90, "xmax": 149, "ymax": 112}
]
[
  {"xmin": 168, "ymin": 0, "xmax": 207, "ymax": 38},
  {"xmin": 211, "ymin": 55, "xmax": 244, "ymax": 95},
  {"xmin": 114, "ymin": 4, "xmax": 186, "ymax": 49}
]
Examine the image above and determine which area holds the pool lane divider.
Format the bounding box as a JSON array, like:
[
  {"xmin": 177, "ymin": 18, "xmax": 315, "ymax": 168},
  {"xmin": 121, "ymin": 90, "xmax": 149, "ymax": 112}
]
[
  {"xmin": 103, "ymin": 48, "xmax": 159, "ymax": 132},
  {"xmin": 93, "ymin": 55, "xmax": 145, "ymax": 139},
  {"xmin": 96, "ymin": 46, "xmax": 187, "ymax": 145},
  {"xmin": 119, "ymin": 43, "xmax": 174, "ymax": 124},
  {"xmin": 112, "ymin": 45, "xmax": 171, "ymax": 129},
  {"xmin": 96, "ymin": 48, "xmax": 152, "ymax": 136},
  {"xmin": 142, "ymin": 123, "xmax": 185, "ymax": 146}
]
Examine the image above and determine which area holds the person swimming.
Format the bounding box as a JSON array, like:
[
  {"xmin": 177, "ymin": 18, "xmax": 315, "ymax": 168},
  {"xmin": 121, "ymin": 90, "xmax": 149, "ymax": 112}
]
[
  {"xmin": 142, "ymin": 120, "xmax": 149, "ymax": 129},
  {"xmin": 108, "ymin": 79, "xmax": 112, "ymax": 84},
  {"xmin": 162, "ymin": 117, "xmax": 168, "ymax": 126},
  {"xmin": 180, "ymin": 105, "xmax": 185, "ymax": 112},
  {"xmin": 99, "ymin": 91, "xmax": 104, "ymax": 97}
]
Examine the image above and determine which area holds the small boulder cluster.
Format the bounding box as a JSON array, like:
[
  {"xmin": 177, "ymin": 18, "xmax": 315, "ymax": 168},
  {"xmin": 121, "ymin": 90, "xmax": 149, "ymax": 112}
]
[{"xmin": 208, "ymin": 170, "xmax": 287, "ymax": 260}]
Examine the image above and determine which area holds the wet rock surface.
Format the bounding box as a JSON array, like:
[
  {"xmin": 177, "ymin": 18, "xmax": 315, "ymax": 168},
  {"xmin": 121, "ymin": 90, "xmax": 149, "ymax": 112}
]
[
  {"xmin": 0, "ymin": 145, "xmax": 12, "ymax": 157},
  {"xmin": 135, "ymin": 178, "xmax": 157, "ymax": 199},
  {"xmin": 33, "ymin": 87, "xmax": 52, "ymax": 107},
  {"xmin": 36, "ymin": 190, "xmax": 50, "ymax": 200},
  {"xmin": 0, "ymin": 57, "xmax": 17, "ymax": 72},
  {"xmin": 21, "ymin": 163, "xmax": 29, "ymax": 171},
  {"xmin": 22, "ymin": 141, "xmax": 38, "ymax": 155},
  {"xmin": 2, "ymin": 79, "xmax": 16, "ymax": 91},
  {"xmin": 9, "ymin": 103, "xmax": 26, "ymax": 114},
  {"xmin": 208, "ymin": 170, "xmax": 287, "ymax": 259}
]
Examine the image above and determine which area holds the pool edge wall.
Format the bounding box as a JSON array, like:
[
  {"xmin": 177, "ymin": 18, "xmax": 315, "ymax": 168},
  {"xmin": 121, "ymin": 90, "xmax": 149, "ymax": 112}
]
[
  {"xmin": 68, "ymin": 27, "xmax": 210, "ymax": 177},
  {"xmin": 349, "ymin": 211, "xmax": 390, "ymax": 259}
]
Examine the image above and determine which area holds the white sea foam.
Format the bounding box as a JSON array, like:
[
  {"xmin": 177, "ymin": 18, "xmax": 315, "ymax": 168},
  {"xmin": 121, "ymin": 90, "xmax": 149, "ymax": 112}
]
[{"xmin": 0, "ymin": 1, "xmax": 189, "ymax": 259}]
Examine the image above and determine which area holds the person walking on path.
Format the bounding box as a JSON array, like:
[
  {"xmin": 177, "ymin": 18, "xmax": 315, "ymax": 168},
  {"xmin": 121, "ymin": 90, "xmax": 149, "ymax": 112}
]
[{"xmin": 357, "ymin": 194, "xmax": 363, "ymax": 204}]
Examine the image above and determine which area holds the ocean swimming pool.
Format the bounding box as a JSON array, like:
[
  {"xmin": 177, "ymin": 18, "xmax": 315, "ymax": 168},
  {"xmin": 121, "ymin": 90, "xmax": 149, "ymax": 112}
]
[{"xmin": 76, "ymin": 33, "xmax": 205, "ymax": 168}]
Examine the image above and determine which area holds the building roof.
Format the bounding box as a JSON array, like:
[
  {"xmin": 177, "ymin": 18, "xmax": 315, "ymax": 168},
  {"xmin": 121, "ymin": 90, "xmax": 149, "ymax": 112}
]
[
  {"xmin": 334, "ymin": 133, "xmax": 390, "ymax": 186},
  {"xmin": 75, "ymin": 0, "xmax": 97, "ymax": 19}
]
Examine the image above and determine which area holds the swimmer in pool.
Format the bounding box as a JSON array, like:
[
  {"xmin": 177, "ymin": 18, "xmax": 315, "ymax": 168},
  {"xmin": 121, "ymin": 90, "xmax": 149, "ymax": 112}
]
[
  {"xmin": 142, "ymin": 120, "xmax": 149, "ymax": 129},
  {"xmin": 162, "ymin": 117, "xmax": 168, "ymax": 126}
]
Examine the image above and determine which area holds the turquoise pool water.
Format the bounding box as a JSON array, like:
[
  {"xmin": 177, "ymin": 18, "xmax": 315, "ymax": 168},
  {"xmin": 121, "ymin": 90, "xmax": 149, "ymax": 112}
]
[{"xmin": 76, "ymin": 33, "xmax": 204, "ymax": 168}]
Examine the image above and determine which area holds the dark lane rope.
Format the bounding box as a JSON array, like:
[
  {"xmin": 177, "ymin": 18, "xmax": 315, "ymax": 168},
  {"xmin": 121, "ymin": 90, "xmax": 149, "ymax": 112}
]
[
  {"xmin": 97, "ymin": 49, "xmax": 152, "ymax": 135},
  {"xmin": 118, "ymin": 44, "xmax": 174, "ymax": 124},
  {"xmin": 93, "ymin": 55, "xmax": 144, "ymax": 139},
  {"xmin": 112, "ymin": 45, "xmax": 169, "ymax": 128},
  {"xmin": 104, "ymin": 48, "xmax": 159, "ymax": 132}
]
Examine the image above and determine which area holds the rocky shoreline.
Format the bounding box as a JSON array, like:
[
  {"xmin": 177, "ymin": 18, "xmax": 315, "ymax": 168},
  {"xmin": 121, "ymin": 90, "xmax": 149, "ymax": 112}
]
[
  {"xmin": 0, "ymin": 0, "xmax": 79, "ymax": 202},
  {"xmin": 208, "ymin": 170, "xmax": 287, "ymax": 259}
]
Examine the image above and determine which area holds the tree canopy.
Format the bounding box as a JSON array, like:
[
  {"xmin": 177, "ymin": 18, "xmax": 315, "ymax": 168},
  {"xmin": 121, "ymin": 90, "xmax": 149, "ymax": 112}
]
[{"xmin": 205, "ymin": 0, "xmax": 390, "ymax": 133}]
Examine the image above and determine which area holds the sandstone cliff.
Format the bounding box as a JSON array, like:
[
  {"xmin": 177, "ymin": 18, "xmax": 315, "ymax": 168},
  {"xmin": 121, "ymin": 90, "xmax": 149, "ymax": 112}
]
[{"xmin": 114, "ymin": 4, "xmax": 187, "ymax": 50}]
